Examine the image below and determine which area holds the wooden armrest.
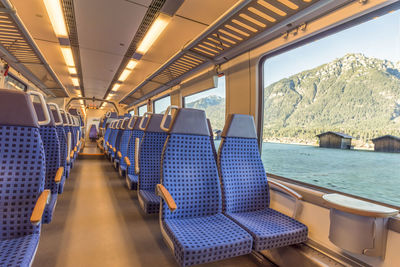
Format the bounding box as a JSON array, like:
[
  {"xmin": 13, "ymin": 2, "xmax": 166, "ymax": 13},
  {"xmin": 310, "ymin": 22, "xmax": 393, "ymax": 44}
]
[
  {"xmin": 157, "ymin": 184, "xmax": 177, "ymax": 212},
  {"xmin": 135, "ymin": 138, "xmax": 140, "ymax": 174},
  {"xmin": 30, "ymin": 189, "xmax": 50, "ymax": 225},
  {"xmin": 54, "ymin": 167, "xmax": 64, "ymax": 183},
  {"xmin": 268, "ymin": 180, "xmax": 302, "ymax": 200},
  {"xmin": 117, "ymin": 151, "xmax": 122, "ymax": 158},
  {"xmin": 106, "ymin": 141, "xmax": 110, "ymax": 147},
  {"xmin": 70, "ymin": 150, "xmax": 74, "ymax": 159},
  {"xmin": 74, "ymin": 146, "xmax": 77, "ymax": 152},
  {"xmin": 113, "ymin": 147, "xmax": 116, "ymax": 153},
  {"xmin": 124, "ymin": 157, "xmax": 131, "ymax": 167}
]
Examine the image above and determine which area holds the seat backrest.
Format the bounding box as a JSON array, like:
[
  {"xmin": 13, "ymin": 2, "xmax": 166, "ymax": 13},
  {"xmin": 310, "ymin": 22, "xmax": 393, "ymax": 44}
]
[
  {"xmin": 218, "ymin": 114, "xmax": 269, "ymax": 213},
  {"xmin": 126, "ymin": 116, "xmax": 145, "ymax": 176},
  {"xmin": 138, "ymin": 114, "xmax": 170, "ymax": 192},
  {"xmin": 34, "ymin": 103, "xmax": 61, "ymax": 195},
  {"xmin": 119, "ymin": 116, "xmax": 136, "ymax": 164},
  {"xmin": 89, "ymin": 124, "xmax": 97, "ymax": 138},
  {"xmin": 0, "ymin": 89, "xmax": 46, "ymax": 239},
  {"xmin": 50, "ymin": 105, "xmax": 68, "ymax": 174},
  {"xmin": 110, "ymin": 119, "xmax": 122, "ymax": 151},
  {"xmin": 161, "ymin": 108, "xmax": 220, "ymax": 220},
  {"xmin": 115, "ymin": 118, "xmax": 129, "ymax": 154}
]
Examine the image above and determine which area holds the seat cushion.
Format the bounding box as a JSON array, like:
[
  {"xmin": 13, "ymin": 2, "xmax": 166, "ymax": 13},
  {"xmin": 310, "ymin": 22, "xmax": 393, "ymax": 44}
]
[
  {"xmin": 0, "ymin": 234, "xmax": 40, "ymax": 267},
  {"xmin": 126, "ymin": 174, "xmax": 138, "ymax": 190},
  {"xmin": 139, "ymin": 190, "xmax": 160, "ymax": 214},
  {"xmin": 163, "ymin": 214, "xmax": 252, "ymax": 267},
  {"xmin": 43, "ymin": 193, "xmax": 58, "ymax": 224},
  {"xmin": 226, "ymin": 208, "xmax": 308, "ymax": 251}
]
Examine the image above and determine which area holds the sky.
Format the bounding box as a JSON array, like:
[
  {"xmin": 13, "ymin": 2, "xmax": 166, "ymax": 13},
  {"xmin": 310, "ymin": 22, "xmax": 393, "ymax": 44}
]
[{"xmin": 264, "ymin": 10, "xmax": 400, "ymax": 86}]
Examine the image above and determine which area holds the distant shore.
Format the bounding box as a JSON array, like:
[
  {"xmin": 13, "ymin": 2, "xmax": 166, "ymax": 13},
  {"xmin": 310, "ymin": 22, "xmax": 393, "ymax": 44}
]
[{"xmin": 262, "ymin": 139, "xmax": 374, "ymax": 151}]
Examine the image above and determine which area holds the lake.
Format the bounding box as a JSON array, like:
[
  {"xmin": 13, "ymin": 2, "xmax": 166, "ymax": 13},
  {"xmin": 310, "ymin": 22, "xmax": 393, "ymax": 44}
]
[{"xmin": 215, "ymin": 141, "xmax": 400, "ymax": 207}]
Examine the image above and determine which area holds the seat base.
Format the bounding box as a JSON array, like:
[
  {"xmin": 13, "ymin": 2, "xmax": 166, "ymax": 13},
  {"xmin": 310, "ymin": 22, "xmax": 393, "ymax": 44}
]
[
  {"xmin": 126, "ymin": 174, "xmax": 138, "ymax": 190},
  {"xmin": 226, "ymin": 208, "xmax": 308, "ymax": 251},
  {"xmin": 138, "ymin": 190, "xmax": 160, "ymax": 214},
  {"xmin": 58, "ymin": 175, "xmax": 66, "ymax": 194},
  {"xmin": 43, "ymin": 193, "xmax": 58, "ymax": 224},
  {"xmin": 163, "ymin": 214, "xmax": 253, "ymax": 267},
  {"xmin": 0, "ymin": 234, "xmax": 40, "ymax": 267},
  {"xmin": 119, "ymin": 165, "xmax": 126, "ymax": 178}
]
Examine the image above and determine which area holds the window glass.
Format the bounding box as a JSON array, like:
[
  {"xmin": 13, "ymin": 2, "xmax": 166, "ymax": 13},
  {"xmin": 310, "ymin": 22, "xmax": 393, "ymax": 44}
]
[
  {"xmin": 262, "ymin": 11, "xmax": 400, "ymax": 206},
  {"xmin": 183, "ymin": 76, "xmax": 225, "ymax": 140},
  {"xmin": 138, "ymin": 105, "xmax": 147, "ymax": 116},
  {"xmin": 153, "ymin": 95, "xmax": 171, "ymax": 114},
  {"xmin": 129, "ymin": 110, "xmax": 135, "ymax": 116},
  {"xmin": 5, "ymin": 73, "xmax": 27, "ymax": 91}
]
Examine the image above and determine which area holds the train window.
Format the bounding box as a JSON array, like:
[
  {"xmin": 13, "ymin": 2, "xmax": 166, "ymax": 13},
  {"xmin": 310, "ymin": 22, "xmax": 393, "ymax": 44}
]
[
  {"xmin": 5, "ymin": 73, "xmax": 27, "ymax": 91},
  {"xmin": 138, "ymin": 104, "xmax": 147, "ymax": 116},
  {"xmin": 129, "ymin": 110, "xmax": 135, "ymax": 116},
  {"xmin": 261, "ymin": 11, "xmax": 400, "ymax": 207},
  {"xmin": 153, "ymin": 95, "xmax": 170, "ymax": 114},
  {"xmin": 183, "ymin": 76, "xmax": 225, "ymax": 139}
]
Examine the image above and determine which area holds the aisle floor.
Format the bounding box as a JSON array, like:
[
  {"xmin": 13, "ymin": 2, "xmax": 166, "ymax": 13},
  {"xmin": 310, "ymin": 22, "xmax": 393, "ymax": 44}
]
[{"xmin": 33, "ymin": 148, "xmax": 264, "ymax": 267}]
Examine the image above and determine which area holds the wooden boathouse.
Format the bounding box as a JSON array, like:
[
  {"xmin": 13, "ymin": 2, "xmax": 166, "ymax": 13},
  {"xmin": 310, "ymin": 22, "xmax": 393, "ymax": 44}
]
[
  {"xmin": 316, "ymin": 132, "xmax": 353, "ymax": 149},
  {"xmin": 372, "ymin": 135, "xmax": 400, "ymax": 153}
]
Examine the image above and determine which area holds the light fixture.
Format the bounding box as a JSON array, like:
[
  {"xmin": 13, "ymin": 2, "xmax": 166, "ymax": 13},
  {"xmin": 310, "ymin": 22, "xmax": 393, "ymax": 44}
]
[
  {"xmin": 68, "ymin": 67, "xmax": 77, "ymax": 74},
  {"xmin": 61, "ymin": 47, "xmax": 75, "ymax": 67},
  {"xmin": 118, "ymin": 69, "xmax": 132, "ymax": 82},
  {"xmin": 126, "ymin": 59, "xmax": 138, "ymax": 70},
  {"xmin": 137, "ymin": 13, "xmax": 171, "ymax": 55},
  {"xmin": 71, "ymin": 78, "xmax": 79, "ymax": 86},
  {"xmin": 43, "ymin": 0, "xmax": 68, "ymax": 37},
  {"xmin": 111, "ymin": 84, "xmax": 120, "ymax": 91}
]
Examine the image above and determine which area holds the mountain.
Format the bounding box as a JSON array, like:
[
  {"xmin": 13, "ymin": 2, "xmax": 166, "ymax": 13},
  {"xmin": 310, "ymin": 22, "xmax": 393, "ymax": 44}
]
[
  {"xmin": 184, "ymin": 53, "xmax": 400, "ymax": 144},
  {"xmin": 185, "ymin": 95, "xmax": 225, "ymax": 130}
]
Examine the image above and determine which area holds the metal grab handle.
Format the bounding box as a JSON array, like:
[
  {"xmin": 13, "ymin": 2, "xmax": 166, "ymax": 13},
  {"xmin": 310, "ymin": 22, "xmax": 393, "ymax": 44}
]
[
  {"xmin": 28, "ymin": 91, "xmax": 51, "ymax": 126},
  {"xmin": 160, "ymin": 105, "xmax": 178, "ymax": 132},
  {"xmin": 127, "ymin": 115, "xmax": 139, "ymax": 130},
  {"xmin": 48, "ymin": 103, "xmax": 63, "ymax": 126},
  {"xmin": 139, "ymin": 112, "xmax": 152, "ymax": 130}
]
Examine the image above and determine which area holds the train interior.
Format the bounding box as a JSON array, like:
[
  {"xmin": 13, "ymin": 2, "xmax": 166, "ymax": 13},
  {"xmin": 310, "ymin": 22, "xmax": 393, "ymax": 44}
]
[{"xmin": 0, "ymin": 0, "xmax": 399, "ymax": 266}]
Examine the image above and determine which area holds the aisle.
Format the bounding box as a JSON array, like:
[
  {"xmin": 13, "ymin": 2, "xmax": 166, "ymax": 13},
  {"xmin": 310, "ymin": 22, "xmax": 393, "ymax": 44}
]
[{"xmin": 33, "ymin": 154, "xmax": 263, "ymax": 267}]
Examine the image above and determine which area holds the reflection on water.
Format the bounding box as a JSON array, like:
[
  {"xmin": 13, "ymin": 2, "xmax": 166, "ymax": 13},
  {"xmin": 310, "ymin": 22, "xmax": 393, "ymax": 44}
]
[{"xmin": 215, "ymin": 140, "xmax": 400, "ymax": 207}]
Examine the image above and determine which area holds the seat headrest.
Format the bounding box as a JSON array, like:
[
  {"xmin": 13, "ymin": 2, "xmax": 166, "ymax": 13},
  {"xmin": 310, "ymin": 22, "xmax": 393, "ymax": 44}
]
[
  {"xmin": 128, "ymin": 116, "xmax": 139, "ymax": 129},
  {"xmin": 68, "ymin": 108, "xmax": 79, "ymax": 116},
  {"xmin": 60, "ymin": 112, "xmax": 67, "ymax": 125},
  {"xmin": 116, "ymin": 119, "xmax": 123, "ymax": 129},
  {"xmin": 0, "ymin": 89, "xmax": 39, "ymax": 127},
  {"xmin": 222, "ymin": 114, "xmax": 257, "ymax": 139},
  {"xmin": 50, "ymin": 109, "xmax": 62, "ymax": 125},
  {"xmin": 169, "ymin": 108, "xmax": 209, "ymax": 136},
  {"xmin": 33, "ymin": 102, "xmax": 55, "ymax": 127},
  {"xmin": 121, "ymin": 118, "xmax": 130, "ymax": 129},
  {"xmin": 144, "ymin": 114, "xmax": 170, "ymax": 133},
  {"xmin": 134, "ymin": 116, "xmax": 145, "ymax": 130}
]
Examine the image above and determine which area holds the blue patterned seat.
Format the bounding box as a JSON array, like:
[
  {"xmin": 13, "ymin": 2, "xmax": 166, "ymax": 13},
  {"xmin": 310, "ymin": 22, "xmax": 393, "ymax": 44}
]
[
  {"xmin": 138, "ymin": 113, "xmax": 170, "ymax": 214},
  {"xmin": 159, "ymin": 108, "xmax": 253, "ymax": 266},
  {"xmin": 125, "ymin": 116, "xmax": 145, "ymax": 190},
  {"xmin": 0, "ymin": 89, "xmax": 48, "ymax": 267},
  {"xmin": 114, "ymin": 117, "xmax": 130, "ymax": 170},
  {"xmin": 33, "ymin": 103, "xmax": 62, "ymax": 224},
  {"xmin": 109, "ymin": 119, "xmax": 123, "ymax": 162},
  {"xmin": 218, "ymin": 114, "xmax": 308, "ymax": 251},
  {"xmin": 60, "ymin": 110, "xmax": 72, "ymax": 178},
  {"xmin": 118, "ymin": 116, "xmax": 137, "ymax": 177},
  {"xmin": 49, "ymin": 104, "xmax": 68, "ymax": 194},
  {"xmin": 105, "ymin": 120, "xmax": 117, "ymax": 158}
]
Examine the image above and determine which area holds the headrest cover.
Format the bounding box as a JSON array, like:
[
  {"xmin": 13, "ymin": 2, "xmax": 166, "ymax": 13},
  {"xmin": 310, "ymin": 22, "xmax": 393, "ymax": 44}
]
[
  {"xmin": 169, "ymin": 108, "xmax": 209, "ymax": 136},
  {"xmin": 51, "ymin": 109, "xmax": 62, "ymax": 124},
  {"xmin": 128, "ymin": 116, "xmax": 138, "ymax": 129},
  {"xmin": 134, "ymin": 116, "xmax": 145, "ymax": 130},
  {"xmin": 68, "ymin": 108, "xmax": 78, "ymax": 116},
  {"xmin": 109, "ymin": 112, "xmax": 117, "ymax": 118},
  {"xmin": 33, "ymin": 103, "xmax": 55, "ymax": 126},
  {"xmin": 116, "ymin": 119, "xmax": 123, "ymax": 129},
  {"xmin": 222, "ymin": 114, "xmax": 257, "ymax": 139},
  {"xmin": 60, "ymin": 112, "xmax": 67, "ymax": 124},
  {"xmin": 0, "ymin": 89, "xmax": 39, "ymax": 127},
  {"xmin": 145, "ymin": 114, "xmax": 170, "ymax": 133},
  {"xmin": 121, "ymin": 118, "xmax": 129, "ymax": 129}
]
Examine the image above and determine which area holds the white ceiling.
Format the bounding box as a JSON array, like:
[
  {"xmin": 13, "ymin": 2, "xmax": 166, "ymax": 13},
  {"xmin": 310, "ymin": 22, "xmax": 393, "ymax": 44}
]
[{"xmin": 8, "ymin": 0, "xmax": 239, "ymax": 108}]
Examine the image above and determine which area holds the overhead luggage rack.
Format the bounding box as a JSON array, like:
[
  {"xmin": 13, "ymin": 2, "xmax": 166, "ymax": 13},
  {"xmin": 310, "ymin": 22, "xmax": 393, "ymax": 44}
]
[
  {"xmin": 0, "ymin": 0, "xmax": 68, "ymax": 97},
  {"xmin": 120, "ymin": 0, "xmax": 353, "ymax": 106}
]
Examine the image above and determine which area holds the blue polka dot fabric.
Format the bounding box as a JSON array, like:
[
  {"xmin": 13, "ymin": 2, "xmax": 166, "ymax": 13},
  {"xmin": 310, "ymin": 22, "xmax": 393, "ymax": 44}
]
[
  {"xmin": 118, "ymin": 129, "xmax": 132, "ymax": 171},
  {"xmin": 114, "ymin": 129, "xmax": 124, "ymax": 159},
  {"xmin": 103, "ymin": 127, "xmax": 111, "ymax": 149},
  {"xmin": 56, "ymin": 126, "xmax": 68, "ymax": 193},
  {"xmin": 218, "ymin": 137, "xmax": 308, "ymax": 251},
  {"xmin": 39, "ymin": 126, "xmax": 61, "ymax": 224},
  {"xmin": 161, "ymin": 134, "xmax": 253, "ymax": 266},
  {"xmin": 109, "ymin": 128, "xmax": 118, "ymax": 158},
  {"xmin": 126, "ymin": 130, "xmax": 144, "ymax": 190},
  {"xmin": 138, "ymin": 131, "xmax": 168, "ymax": 214},
  {"xmin": 0, "ymin": 125, "xmax": 45, "ymax": 266}
]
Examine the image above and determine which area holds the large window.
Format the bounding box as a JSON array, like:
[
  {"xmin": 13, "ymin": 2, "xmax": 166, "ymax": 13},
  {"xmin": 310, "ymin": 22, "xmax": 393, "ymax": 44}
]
[
  {"xmin": 183, "ymin": 76, "xmax": 225, "ymax": 137},
  {"xmin": 261, "ymin": 11, "xmax": 400, "ymax": 207},
  {"xmin": 138, "ymin": 104, "xmax": 147, "ymax": 116},
  {"xmin": 129, "ymin": 110, "xmax": 135, "ymax": 116},
  {"xmin": 153, "ymin": 95, "xmax": 171, "ymax": 114},
  {"xmin": 5, "ymin": 73, "xmax": 27, "ymax": 91}
]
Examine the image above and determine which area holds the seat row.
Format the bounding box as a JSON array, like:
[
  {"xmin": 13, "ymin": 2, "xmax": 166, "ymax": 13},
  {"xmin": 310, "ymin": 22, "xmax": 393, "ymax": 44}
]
[
  {"xmin": 0, "ymin": 89, "xmax": 84, "ymax": 266},
  {"xmin": 100, "ymin": 106, "xmax": 308, "ymax": 267}
]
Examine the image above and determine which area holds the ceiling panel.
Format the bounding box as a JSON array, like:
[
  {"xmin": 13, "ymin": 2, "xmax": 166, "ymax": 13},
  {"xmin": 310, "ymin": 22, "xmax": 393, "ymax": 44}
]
[
  {"xmin": 75, "ymin": 0, "xmax": 148, "ymax": 98},
  {"xmin": 176, "ymin": 0, "xmax": 240, "ymax": 25}
]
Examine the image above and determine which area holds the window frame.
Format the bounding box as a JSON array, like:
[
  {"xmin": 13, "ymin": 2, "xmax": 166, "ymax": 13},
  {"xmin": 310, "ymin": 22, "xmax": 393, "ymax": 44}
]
[
  {"xmin": 256, "ymin": 4, "xmax": 400, "ymax": 209},
  {"xmin": 152, "ymin": 94, "xmax": 171, "ymax": 114}
]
